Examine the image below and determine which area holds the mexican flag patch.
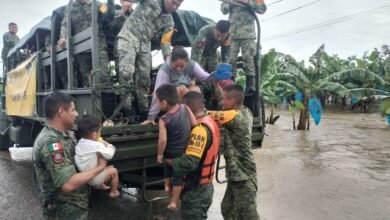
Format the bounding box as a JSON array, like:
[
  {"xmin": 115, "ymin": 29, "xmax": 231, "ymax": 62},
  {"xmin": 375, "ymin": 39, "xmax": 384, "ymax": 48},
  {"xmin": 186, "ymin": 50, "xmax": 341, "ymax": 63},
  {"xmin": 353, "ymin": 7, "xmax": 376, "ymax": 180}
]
[{"xmin": 49, "ymin": 142, "xmax": 63, "ymax": 152}]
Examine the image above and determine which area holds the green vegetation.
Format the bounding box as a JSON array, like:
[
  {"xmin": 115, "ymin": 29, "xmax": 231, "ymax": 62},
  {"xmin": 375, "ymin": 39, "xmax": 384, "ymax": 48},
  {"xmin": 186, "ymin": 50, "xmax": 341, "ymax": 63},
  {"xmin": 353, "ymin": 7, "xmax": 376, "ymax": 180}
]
[{"xmin": 256, "ymin": 44, "xmax": 390, "ymax": 129}]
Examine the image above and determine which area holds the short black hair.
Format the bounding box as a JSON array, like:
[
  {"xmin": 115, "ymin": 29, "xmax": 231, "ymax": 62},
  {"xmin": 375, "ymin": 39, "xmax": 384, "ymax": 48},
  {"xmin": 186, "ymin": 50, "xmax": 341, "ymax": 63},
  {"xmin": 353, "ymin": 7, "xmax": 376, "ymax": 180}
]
[
  {"xmin": 171, "ymin": 46, "xmax": 189, "ymax": 62},
  {"xmin": 77, "ymin": 115, "xmax": 102, "ymax": 138},
  {"xmin": 182, "ymin": 91, "xmax": 204, "ymax": 113},
  {"xmin": 8, "ymin": 22, "xmax": 17, "ymax": 27},
  {"xmin": 156, "ymin": 84, "xmax": 178, "ymax": 106},
  {"xmin": 44, "ymin": 92, "xmax": 75, "ymax": 119},
  {"xmin": 216, "ymin": 20, "xmax": 230, "ymax": 34},
  {"xmin": 224, "ymin": 84, "xmax": 245, "ymax": 105}
]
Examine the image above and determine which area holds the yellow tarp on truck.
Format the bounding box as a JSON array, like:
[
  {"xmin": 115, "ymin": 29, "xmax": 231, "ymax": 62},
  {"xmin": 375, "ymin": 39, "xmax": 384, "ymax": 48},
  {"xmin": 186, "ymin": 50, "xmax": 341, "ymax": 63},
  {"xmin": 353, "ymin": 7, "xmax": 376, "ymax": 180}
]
[{"xmin": 5, "ymin": 54, "xmax": 36, "ymax": 116}]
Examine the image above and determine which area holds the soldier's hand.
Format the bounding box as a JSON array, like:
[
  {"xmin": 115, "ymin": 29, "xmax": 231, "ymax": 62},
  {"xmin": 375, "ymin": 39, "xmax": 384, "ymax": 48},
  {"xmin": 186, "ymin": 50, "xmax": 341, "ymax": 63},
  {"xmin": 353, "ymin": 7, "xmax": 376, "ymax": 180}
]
[
  {"xmin": 141, "ymin": 119, "xmax": 155, "ymax": 125},
  {"xmin": 121, "ymin": 1, "xmax": 132, "ymax": 14},
  {"xmin": 58, "ymin": 37, "xmax": 66, "ymax": 49}
]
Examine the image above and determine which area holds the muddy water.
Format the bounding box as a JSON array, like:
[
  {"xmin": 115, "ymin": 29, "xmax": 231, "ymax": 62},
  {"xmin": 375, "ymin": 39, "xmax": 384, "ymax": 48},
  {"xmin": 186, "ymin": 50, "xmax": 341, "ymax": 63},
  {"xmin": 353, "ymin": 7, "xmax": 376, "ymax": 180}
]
[
  {"xmin": 255, "ymin": 107, "xmax": 390, "ymax": 220},
  {"xmin": 0, "ymin": 108, "xmax": 389, "ymax": 220}
]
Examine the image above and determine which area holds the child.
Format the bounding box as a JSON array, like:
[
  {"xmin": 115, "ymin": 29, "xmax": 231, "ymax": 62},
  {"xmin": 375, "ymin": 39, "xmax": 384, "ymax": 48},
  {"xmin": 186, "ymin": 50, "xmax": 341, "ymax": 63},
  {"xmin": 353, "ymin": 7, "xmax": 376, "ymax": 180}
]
[
  {"xmin": 156, "ymin": 83, "xmax": 197, "ymax": 211},
  {"xmin": 208, "ymin": 84, "xmax": 260, "ymax": 219},
  {"xmin": 75, "ymin": 115, "xmax": 120, "ymax": 198}
]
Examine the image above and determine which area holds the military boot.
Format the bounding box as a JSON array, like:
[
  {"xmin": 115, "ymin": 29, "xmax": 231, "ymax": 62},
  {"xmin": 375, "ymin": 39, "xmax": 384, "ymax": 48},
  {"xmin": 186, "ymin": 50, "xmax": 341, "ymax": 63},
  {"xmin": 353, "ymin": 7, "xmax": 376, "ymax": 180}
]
[{"xmin": 245, "ymin": 75, "xmax": 256, "ymax": 94}]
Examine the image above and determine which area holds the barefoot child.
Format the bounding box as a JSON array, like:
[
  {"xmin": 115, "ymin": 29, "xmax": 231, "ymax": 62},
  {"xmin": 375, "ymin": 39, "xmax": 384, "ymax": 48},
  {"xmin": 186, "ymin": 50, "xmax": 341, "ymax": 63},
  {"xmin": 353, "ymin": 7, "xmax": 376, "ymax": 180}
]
[
  {"xmin": 156, "ymin": 84, "xmax": 197, "ymax": 211},
  {"xmin": 75, "ymin": 115, "xmax": 120, "ymax": 198}
]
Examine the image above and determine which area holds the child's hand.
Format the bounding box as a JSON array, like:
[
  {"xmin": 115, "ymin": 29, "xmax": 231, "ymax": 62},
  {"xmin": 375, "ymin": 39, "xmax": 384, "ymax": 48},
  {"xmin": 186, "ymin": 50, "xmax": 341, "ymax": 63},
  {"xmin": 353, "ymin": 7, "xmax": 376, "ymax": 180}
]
[{"xmin": 157, "ymin": 155, "xmax": 163, "ymax": 164}]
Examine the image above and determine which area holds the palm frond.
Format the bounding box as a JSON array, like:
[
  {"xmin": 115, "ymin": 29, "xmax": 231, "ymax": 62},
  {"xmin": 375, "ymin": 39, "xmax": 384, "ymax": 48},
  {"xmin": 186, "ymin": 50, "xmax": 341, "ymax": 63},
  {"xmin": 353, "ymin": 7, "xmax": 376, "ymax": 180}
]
[
  {"xmin": 315, "ymin": 81, "xmax": 349, "ymax": 96},
  {"xmin": 325, "ymin": 69, "xmax": 387, "ymax": 85},
  {"xmin": 283, "ymin": 63, "xmax": 310, "ymax": 84},
  {"xmin": 348, "ymin": 88, "xmax": 390, "ymax": 99}
]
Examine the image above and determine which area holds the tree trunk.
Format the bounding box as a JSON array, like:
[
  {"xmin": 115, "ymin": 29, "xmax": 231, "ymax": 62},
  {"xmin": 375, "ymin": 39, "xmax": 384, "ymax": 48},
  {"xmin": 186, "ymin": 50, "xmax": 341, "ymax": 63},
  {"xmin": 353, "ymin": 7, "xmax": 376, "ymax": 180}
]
[
  {"xmin": 306, "ymin": 111, "xmax": 310, "ymax": 130},
  {"xmin": 267, "ymin": 105, "xmax": 280, "ymax": 124},
  {"xmin": 293, "ymin": 114, "xmax": 296, "ymax": 130},
  {"xmin": 320, "ymin": 95, "xmax": 327, "ymax": 108},
  {"xmin": 297, "ymin": 98, "xmax": 309, "ymax": 130}
]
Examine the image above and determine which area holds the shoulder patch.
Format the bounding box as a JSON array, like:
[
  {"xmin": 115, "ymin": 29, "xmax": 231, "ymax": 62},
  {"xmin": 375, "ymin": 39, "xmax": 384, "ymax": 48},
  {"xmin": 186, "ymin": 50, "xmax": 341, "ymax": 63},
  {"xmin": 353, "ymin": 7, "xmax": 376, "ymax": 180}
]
[
  {"xmin": 208, "ymin": 110, "xmax": 239, "ymax": 125},
  {"xmin": 48, "ymin": 142, "xmax": 63, "ymax": 152},
  {"xmin": 52, "ymin": 150, "xmax": 65, "ymax": 164},
  {"xmin": 100, "ymin": 4, "xmax": 107, "ymax": 14}
]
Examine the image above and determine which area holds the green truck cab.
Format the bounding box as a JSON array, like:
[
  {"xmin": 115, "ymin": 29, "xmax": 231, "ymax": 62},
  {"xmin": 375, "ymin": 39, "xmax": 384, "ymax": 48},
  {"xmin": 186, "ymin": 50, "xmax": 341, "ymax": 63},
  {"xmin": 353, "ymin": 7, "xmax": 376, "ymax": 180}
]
[{"xmin": 0, "ymin": 0, "xmax": 265, "ymax": 196}]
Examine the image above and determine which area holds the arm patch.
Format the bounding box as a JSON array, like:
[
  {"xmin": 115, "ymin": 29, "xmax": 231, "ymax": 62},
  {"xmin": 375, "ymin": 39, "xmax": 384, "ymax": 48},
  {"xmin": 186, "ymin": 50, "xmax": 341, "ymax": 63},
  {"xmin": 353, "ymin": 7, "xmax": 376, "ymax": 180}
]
[
  {"xmin": 48, "ymin": 142, "xmax": 65, "ymax": 164},
  {"xmin": 100, "ymin": 4, "xmax": 108, "ymax": 14},
  {"xmin": 161, "ymin": 29, "xmax": 175, "ymax": 44},
  {"xmin": 185, "ymin": 125, "xmax": 208, "ymax": 159},
  {"xmin": 52, "ymin": 150, "xmax": 65, "ymax": 164},
  {"xmin": 208, "ymin": 110, "xmax": 239, "ymax": 126}
]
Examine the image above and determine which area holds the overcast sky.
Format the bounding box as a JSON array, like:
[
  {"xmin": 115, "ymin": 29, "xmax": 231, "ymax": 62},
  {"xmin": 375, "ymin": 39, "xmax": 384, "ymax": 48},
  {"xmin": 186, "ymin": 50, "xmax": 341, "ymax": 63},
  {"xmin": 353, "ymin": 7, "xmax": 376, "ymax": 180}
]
[{"xmin": 0, "ymin": 0, "xmax": 389, "ymax": 66}]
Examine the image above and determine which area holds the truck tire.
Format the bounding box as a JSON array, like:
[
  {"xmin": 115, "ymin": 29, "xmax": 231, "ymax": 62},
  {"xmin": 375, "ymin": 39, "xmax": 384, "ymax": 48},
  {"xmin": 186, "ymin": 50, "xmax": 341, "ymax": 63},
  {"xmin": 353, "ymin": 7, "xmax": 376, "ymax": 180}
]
[{"xmin": 0, "ymin": 134, "xmax": 11, "ymax": 151}]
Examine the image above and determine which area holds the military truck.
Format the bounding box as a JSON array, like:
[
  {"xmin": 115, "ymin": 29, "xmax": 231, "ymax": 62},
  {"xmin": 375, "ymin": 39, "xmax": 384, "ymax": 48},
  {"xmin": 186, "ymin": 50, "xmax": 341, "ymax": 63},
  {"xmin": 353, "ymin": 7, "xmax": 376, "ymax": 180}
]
[{"xmin": 0, "ymin": 0, "xmax": 265, "ymax": 199}]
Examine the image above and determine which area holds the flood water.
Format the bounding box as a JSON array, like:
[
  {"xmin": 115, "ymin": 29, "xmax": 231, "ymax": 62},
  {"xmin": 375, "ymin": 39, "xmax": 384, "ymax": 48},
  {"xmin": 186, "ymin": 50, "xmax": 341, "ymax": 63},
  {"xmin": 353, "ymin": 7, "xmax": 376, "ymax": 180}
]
[{"xmin": 0, "ymin": 107, "xmax": 389, "ymax": 220}]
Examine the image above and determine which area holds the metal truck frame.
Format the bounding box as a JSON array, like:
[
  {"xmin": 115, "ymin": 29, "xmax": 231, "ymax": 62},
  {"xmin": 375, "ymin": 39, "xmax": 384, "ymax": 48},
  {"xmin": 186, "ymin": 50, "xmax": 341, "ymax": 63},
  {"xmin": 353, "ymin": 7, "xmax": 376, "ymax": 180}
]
[{"xmin": 0, "ymin": 0, "xmax": 265, "ymax": 200}]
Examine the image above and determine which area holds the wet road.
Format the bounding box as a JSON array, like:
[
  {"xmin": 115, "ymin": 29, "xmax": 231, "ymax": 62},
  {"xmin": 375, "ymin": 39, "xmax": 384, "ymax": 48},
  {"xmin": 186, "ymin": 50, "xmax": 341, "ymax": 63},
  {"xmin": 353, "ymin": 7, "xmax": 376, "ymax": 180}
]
[{"xmin": 0, "ymin": 108, "xmax": 389, "ymax": 220}]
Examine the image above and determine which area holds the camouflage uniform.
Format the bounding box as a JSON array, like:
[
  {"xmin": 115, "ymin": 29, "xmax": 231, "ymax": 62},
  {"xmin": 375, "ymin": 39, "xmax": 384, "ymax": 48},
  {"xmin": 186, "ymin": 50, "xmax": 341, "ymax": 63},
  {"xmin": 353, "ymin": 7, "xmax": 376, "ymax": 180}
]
[
  {"xmin": 116, "ymin": 0, "xmax": 174, "ymax": 116},
  {"xmin": 209, "ymin": 107, "xmax": 260, "ymax": 220},
  {"xmin": 33, "ymin": 124, "xmax": 89, "ymax": 219},
  {"xmin": 107, "ymin": 9, "xmax": 132, "ymax": 77},
  {"xmin": 45, "ymin": 34, "xmax": 69, "ymax": 89},
  {"xmin": 191, "ymin": 24, "xmax": 230, "ymax": 73},
  {"xmin": 1, "ymin": 31, "xmax": 19, "ymax": 72},
  {"xmin": 172, "ymin": 121, "xmax": 216, "ymax": 220},
  {"xmin": 60, "ymin": 0, "xmax": 113, "ymax": 87},
  {"xmin": 221, "ymin": 0, "xmax": 266, "ymax": 87}
]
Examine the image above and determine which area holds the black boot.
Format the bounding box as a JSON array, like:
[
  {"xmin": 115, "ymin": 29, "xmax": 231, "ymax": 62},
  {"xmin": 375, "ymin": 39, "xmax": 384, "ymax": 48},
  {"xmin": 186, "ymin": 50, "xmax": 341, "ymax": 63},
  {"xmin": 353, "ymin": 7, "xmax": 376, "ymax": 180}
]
[{"xmin": 245, "ymin": 75, "xmax": 256, "ymax": 94}]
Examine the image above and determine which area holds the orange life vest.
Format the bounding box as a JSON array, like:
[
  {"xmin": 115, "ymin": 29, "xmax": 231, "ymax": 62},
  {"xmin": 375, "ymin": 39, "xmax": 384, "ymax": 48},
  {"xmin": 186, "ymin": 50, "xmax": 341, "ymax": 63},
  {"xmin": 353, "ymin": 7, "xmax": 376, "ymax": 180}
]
[{"xmin": 198, "ymin": 115, "xmax": 220, "ymax": 185}]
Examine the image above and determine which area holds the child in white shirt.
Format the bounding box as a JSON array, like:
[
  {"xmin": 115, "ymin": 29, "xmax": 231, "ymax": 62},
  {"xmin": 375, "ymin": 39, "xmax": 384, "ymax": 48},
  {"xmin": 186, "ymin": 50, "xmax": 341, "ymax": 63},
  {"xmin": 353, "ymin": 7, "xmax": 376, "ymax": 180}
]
[{"xmin": 75, "ymin": 115, "xmax": 120, "ymax": 198}]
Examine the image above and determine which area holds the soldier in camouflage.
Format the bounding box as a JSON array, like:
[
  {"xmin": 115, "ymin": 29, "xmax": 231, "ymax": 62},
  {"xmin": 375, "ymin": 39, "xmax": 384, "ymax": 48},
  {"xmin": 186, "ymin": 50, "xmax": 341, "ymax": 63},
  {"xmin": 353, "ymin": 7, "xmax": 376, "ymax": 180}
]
[
  {"xmin": 109, "ymin": 0, "xmax": 133, "ymax": 36},
  {"xmin": 106, "ymin": 0, "xmax": 134, "ymax": 77},
  {"xmin": 221, "ymin": 0, "xmax": 266, "ymax": 92},
  {"xmin": 58, "ymin": 0, "xmax": 114, "ymax": 88},
  {"xmin": 209, "ymin": 84, "xmax": 260, "ymax": 220},
  {"xmin": 191, "ymin": 20, "xmax": 231, "ymax": 73},
  {"xmin": 1, "ymin": 22, "xmax": 19, "ymax": 72},
  {"xmin": 116, "ymin": 0, "xmax": 183, "ymax": 120},
  {"xmin": 166, "ymin": 91, "xmax": 220, "ymax": 220},
  {"xmin": 45, "ymin": 33, "xmax": 69, "ymax": 89},
  {"xmin": 33, "ymin": 92, "xmax": 107, "ymax": 219}
]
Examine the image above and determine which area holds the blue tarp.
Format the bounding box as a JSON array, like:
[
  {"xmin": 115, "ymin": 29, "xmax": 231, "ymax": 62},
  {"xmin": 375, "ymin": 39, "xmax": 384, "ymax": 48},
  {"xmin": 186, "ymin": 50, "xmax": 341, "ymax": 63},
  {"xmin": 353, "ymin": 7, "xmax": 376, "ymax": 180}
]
[
  {"xmin": 295, "ymin": 91, "xmax": 303, "ymax": 102},
  {"xmin": 387, "ymin": 115, "xmax": 390, "ymax": 125},
  {"xmin": 309, "ymin": 98, "xmax": 322, "ymax": 125},
  {"xmin": 351, "ymin": 97, "xmax": 358, "ymax": 104}
]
